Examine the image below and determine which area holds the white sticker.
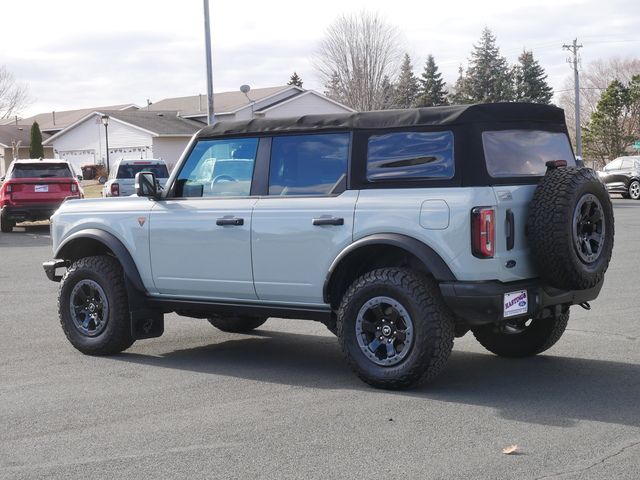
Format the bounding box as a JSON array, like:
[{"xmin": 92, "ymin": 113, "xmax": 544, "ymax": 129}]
[
  {"xmin": 34, "ymin": 184, "xmax": 48, "ymax": 193},
  {"xmin": 504, "ymin": 290, "xmax": 528, "ymax": 318}
]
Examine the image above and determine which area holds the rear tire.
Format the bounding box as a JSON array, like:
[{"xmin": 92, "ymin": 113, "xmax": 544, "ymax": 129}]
[
  {"xmin": 629, "ymin": 180, "xmax": 640, "ymax": 200},
  {"xmin": 207, "ymin": 316, "xmax": 268, "ymax": 333},
  {"xmin": 0, "ymin": 212, "xmax": 14, "ymax": 233},
  {"xmin": 337, "ymin": 268, "xmax": 454, "ymax": 390},
  {"xmin": 58, "ymin": 255, "xmax": 135, "ymax": 355},
  {"xmin": 471, "ymin": 312, "xmax": 569, "ymax": 358}
]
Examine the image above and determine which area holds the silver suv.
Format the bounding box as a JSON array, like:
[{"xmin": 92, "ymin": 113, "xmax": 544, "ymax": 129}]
[{"xmin": 43, "ymin": 104, "xmax": 614, "ymax": 389}]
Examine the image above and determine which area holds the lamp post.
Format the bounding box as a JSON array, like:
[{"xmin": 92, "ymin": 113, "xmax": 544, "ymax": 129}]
[{"xmin": 101, "ymin": 114, "xmax": 110, "ymax": 174}]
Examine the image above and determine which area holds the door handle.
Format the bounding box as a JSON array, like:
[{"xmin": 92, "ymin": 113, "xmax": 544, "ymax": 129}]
[
  {"xmin": 216, "ymin": 217, "xmax": 244, "ymax": 226},
  {"xmin": 312, "ymin": 217, "xmax": 344, "ymax": 226}
]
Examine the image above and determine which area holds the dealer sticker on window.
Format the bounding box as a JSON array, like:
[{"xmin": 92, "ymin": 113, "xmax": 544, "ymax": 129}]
[{"xmin": 504, "ymin": 290, "xmax": 528, "ymax": 318}]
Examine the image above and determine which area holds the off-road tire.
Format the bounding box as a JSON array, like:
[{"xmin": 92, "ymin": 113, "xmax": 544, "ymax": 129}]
[
  {"xmin": 0, "ymin": 212, "xmax": 14, "ymax": 233},
  {"xmin": 527, "ymin": 167, "xmax": 614, "ymax": 290},
  {"xmin": 629, "ymin": 180, "xmax": 640, "ymax": 200},
  {"xmin": 472, "ymin": 312, "xmax": 569, "ymax": 358},
  {"xmin": 207, "ymin": 316, "xmax": 268, "ymax": 333},
  {"xmin": 337, "ymin": 268, "xmax": 454, "ymax": 390},
  {"xmin": 58, "ymin": 255, "xmax": 135, "ymax": 355}
]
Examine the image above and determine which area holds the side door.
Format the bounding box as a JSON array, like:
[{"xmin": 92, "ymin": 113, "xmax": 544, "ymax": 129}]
[
  {"xmin": 149, "ymin": 137, "xmax": 264, "ymax": 300},
  {"xmin": 251, "ymin": 133, "xmax": 356, "ymax": 305}
]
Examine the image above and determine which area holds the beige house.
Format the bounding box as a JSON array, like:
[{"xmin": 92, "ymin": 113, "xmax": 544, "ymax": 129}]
[{"xmin": 0, "ymin": 125, "xmax": 54, "ymax": 176}]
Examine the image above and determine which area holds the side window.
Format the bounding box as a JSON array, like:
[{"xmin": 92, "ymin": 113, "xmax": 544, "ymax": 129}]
[
  {"xmin": 621, "ymin": 159, "xmax": 634, "ymax": 169},
  {"xmin": 604, "ymin": 159, "xmax": 622, "ymax": 171},
  {"xmin": 174, "ymin": 138, "xmax": 258, "ymax": 197},
  {"xmin": 367, "ymin": 131, "xmax": 454, "ymax": 181},
  {"xmin": 268, "ymin": 133, "xmax": 349, "ymax": 196}
]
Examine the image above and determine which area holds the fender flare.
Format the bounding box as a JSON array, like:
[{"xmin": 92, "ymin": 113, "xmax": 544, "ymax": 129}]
[
  {"xmin": 55, "ymin": 228, "xmax": 146, "ymax": 292},
  {"xmin": 323, "ymin": 233, "xmax": 456, "ymax": 302}
]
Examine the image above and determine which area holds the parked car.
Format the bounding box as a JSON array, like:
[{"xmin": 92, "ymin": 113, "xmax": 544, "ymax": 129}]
[
  {"xmin": 597, "ymin": 156, "xmax": 640, "ymax": 200},
  {"xmin": 0, "ymin": 159, "xmax": 83, "ymax": 233},
  {"xmin": 102, "ymin": 159, "xmax": 169, "ymax": 197},
  {"xmin": 43, "ymin": 104, "xmax": 614, "ymax": 389}
]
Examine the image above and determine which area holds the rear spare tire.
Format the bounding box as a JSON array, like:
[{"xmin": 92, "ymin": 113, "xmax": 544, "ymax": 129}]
[{"xmin": 527, "ymin": 167, "xmax": 614, "ymax": 290}]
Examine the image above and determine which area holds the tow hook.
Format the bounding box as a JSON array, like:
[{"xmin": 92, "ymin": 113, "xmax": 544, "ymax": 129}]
[{"xmin": 579, "ymin": 302, "xmax": 591, "ymax": 310}]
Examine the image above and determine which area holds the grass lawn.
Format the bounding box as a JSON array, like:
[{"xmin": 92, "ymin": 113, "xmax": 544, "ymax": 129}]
[{"xmin": 83, "ymin": 184, "xmax": 103, "ymax": 198}]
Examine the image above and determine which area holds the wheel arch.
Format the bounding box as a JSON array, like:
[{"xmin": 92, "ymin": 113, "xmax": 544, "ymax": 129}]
[
  {"xmin": 55, "ymin": 229, "xmax": 145, "ymax": 292},
  {"xmin": 323, "ymin": 233, "xmax": 456, "ymax": 308}
]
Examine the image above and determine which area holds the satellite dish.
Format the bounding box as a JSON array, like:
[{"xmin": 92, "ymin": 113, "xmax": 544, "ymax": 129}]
[{"xmin": 240, "ymin": 84, "xmax": 251, "ymax": 94}]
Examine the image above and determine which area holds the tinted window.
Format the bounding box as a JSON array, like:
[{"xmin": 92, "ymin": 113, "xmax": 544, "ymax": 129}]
[
  {"xmin": 175, "ymin": 138, "xmax": 258, "ymax": 197},
  {"xmin": 483, "ymin": 130, "xmax": 576, "ymax": 177},
  {"xmin": 269, "ymin": 133, "xmax": 349, "ymax": 196},
  {"xmin": 116, "ymin": 163, "xmax": 169, "ymax": 179},
  {"xmin": 10, "ymin": 163, "xmax": 72, "ymax": 179},
  {"xmin": 366, "ymin": 131, "xmax": 454, "ymax": 181}
]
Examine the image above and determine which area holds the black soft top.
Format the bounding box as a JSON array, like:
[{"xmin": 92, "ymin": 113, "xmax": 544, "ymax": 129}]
[{"xmin": 196, "ymin": 102, "xmax": 566, "ymax": 139}]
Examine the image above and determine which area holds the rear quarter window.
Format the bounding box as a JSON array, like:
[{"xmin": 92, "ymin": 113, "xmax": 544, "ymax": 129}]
[
  {"xmin": 366, "ymin": 131, "xmax": 454, "ymax": 181},
  {"xmin": 483, "ymin": 130, "xmax": 575, "ymax": 177}
]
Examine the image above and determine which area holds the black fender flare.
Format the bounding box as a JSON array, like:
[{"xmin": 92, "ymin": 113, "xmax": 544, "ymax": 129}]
[
  {"xmin": 323, "ymin": 233, "xmax": 456, "ymax": 302},
  {"xmin": 55, "ymin": 228, "xmax": 146, "ymax": 292}
]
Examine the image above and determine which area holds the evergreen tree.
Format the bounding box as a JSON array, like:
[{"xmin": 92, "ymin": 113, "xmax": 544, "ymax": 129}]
[
  {"xmin": 29, "ymin": 121, "xmax": 44, "ymax": 158},
  {"xmin": 416, "ymin": 54, "xmax": 448, "ymax": 107},
  {"xmin": 287, "ymin": 71, "xmax": 303, "ymax": 87},
  {"xmin": 584, "ymin": 76, "xmax": 640, "ymax": 164},
  {"xmin": 324, "ymin": 71, "xmax": 344, "ymax": 103},
  {"xmin": 462, "ymin": 28, "xmax": 513, "ymax": 102},
  {"xmin": 449, "ymin": 65, "xmax": 473, "ymax": 104},
  {"xmin": 393, "ymin": 53, "xmax": 419, "ymax": 108},
  {"xmin": 513, "ymin": 50, "xmax": 553, "ymax": 104}
]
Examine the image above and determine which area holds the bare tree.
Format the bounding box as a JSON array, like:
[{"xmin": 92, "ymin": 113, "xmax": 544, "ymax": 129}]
[
  {"xmin": 0, "ymin": 66, "xmax": 29, "ymax": 120},
  {"xmin": 558, "ymin": 57, "xmax": 640, "ymax": 149},
  {"xmin": 315, "ymin": 11, "xmax": 401, "ymax": 111}
]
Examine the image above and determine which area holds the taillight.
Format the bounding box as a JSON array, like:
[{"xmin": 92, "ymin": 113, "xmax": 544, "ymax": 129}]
[
  {"xmin": 71, "ymin": 183, "xmax": 78, "ymax": 193},
  {"xmin": 6, "ymin": 184, "xmax": 12, "ymax": 193},
  {"xmin": 111, "ymin": 183, "xmax": 120, "ymax": 196},
  {"xmin": 471, "ymin": 207, "xmax": 495, "ymax": 258}
]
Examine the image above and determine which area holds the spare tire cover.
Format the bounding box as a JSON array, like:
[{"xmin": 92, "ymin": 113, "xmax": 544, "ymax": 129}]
[{"xmin": 527, "ymin": 167, "xmax": 614, "ymax": 290}]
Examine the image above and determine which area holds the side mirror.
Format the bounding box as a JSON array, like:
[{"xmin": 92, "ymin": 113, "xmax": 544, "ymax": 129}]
[
  {"xmin": 0, "ymin": 176, "xmax": 4, "ymax": 182},
  {"xmin": 135, "ymin": 171, "xmax": 158, "ymax": 198},
  {"xmin": 77, "ymin": 174, "xmax": 83, "ymax": 182}
]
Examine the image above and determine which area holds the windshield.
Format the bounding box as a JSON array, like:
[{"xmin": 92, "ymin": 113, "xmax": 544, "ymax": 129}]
[
  {"xmin": 483, "ymin": 130, "xmax": 576, "ymax": 177},
  {"xmin": 10, "ymin": 163, "xmax": 72, "ymax": 179},
  {"xmin": 116, "ymin": 163, "xmax": 169, "ymax": 179}
]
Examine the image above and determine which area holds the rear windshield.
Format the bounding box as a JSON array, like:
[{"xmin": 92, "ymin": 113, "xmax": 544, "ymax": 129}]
[
  {"xmin": 483, "ymin": 130, "xmax": 575, "ymax": 177},
  {"xmin": 10, "ymin": 163, "xmax": 72, "ymax": 179},
  {"xmin": 115, "ymin": 163, "xmax": 169, "ymax": 179}
]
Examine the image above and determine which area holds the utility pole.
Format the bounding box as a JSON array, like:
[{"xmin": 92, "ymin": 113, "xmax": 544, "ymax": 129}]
[
  {"xmin": 563, "ymin": 38, "xmax": 583, "ymax": 158},
  {"xmin": 203, "ymin": 0, "xmax": 215, "ymax": 125}
]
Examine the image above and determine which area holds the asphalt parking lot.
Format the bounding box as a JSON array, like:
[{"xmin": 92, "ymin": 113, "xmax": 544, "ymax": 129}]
[{"xmin": 1, "ymin": 199, "xmax": 639, "ymax": 480}]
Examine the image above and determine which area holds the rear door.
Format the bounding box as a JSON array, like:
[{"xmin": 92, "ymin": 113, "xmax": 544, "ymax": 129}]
[
  {"xmin": 482, "ymin": 129, "xmax": 577, "ymax": 280},
  {"xmin": 251, "ymin": 133, "xmax": 356, "ymax": 304}
]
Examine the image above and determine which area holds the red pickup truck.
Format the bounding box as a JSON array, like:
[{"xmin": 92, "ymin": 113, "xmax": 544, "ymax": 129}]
[{"xmin": 0, "ymin": 159, "xmax": 83, "ymax": 233}]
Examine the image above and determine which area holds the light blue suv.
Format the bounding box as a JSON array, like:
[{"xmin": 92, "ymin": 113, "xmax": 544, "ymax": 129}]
[{"xmin": 43, "ymin": 104, "xmax": 614, "ymax": 389}]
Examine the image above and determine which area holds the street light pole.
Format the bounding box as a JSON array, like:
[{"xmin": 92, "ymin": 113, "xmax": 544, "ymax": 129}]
[
  {"xmin": 101, "ymin": 114, "xmax": 110, "ymax": 174},
  {"xmin": 203, "ymin": 0, "xmax": 215, "ymax": 125}
]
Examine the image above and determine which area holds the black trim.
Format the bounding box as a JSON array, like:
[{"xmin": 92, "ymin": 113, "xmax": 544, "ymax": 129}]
[
  {"xmin": 147, "ymin": 297, "xmax": 333, "ymax": 322},
  {"xmin": 54, "ymin": 229, "xmax": 146, "ymax": 292},
  {"xmin": 323, "ymin": 233, "xmax": 456, "ymax": 302},
  {"xmin": 440, "ymin": 278, "xmax": 604, "ymax": 325},
  {"xmin": 250, "ymin": 137, "xmax": 271, "ymax": 196},
  {"xmin": 42, "ymin": 259, "xmax": 69, "ymax": 282}
]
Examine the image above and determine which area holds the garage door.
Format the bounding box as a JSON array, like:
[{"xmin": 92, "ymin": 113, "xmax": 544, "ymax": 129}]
[{"xmin": 58, "ymin": 150, "xmax": 97, "ymax": 173}]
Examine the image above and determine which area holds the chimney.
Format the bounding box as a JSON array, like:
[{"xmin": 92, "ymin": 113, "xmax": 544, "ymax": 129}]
[
  {"xmin": 199, "ymin": 94, "xmax": 202, "ymax": 112},
  {"xmin": 52, "ymin": 111, "xmax": 56, "ymax": 126}
]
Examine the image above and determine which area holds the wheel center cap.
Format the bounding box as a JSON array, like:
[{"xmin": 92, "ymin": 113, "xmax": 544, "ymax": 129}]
[
  {"xmin": 88, "ymin": 304, "xmax": 96, "ymax": 312},
  {"xmin": 381, "ymin": 325, "xmax": 392, "ymax": 337}
]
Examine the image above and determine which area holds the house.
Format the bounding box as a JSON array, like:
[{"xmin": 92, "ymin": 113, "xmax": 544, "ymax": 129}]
[
  {"xmin": 43, "ymin": 110, "xmax": 202, "ymax": 172},
  {"xmin": 0, "ymin": 125, "xmax": 55, "ymax": 176},
  {"xmin": 146, "ymin": 85, "xmax": 354, "ymax": 123}
]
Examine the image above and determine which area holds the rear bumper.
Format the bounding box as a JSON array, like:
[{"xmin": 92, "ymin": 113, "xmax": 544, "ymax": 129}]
[
  {"xmin": 440, "ymin": 278, "xmax": 603, "ymax": 325},
  {"xmin": 1, "ymin": 201, "xmax": 71, "ymax": 221}
]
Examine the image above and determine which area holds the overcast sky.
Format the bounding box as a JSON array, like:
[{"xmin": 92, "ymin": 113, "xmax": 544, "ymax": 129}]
[{"xmin": 2, "ymin": 0, "xmax": 639, "ymax": 117}]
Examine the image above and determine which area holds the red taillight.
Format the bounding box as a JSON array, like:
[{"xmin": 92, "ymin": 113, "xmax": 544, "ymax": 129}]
[
  {"xmin": 5, "ymin": 184, "xmax": 12, "ymax": 193},
  {"xmin": 111, "ymin": 183, "xmax": 120, "ymax": 196},
  {"xmin": 71, "ymin": 183, "xmax": 78, "ymax": 193},
  {"xmin": 471, "ymin": 207, "xmax": 495, "ymax": 258}
]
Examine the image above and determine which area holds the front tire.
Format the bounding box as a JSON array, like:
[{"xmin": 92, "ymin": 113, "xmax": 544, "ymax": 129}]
[
  {"xmin": 0, "ymin": 212, "xmax": 14, "ymax": 233},
  {"xmin": 629, "ymin": 180, "xmax": 640, "ymax": 200},
  {"xmin": 58, "ymin": 255, "xmax": 135, "ymax": 355},
  {"xmin": 471, "ymin": 312, "xmax": 569, "ymax": 358},
  {"xmin": 337, "ymin": 268, "xmax": 454, "ymax": 390},
  {"xmin": 207, "ymin": 315, "xmax": 268, "ymax": 333}
]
